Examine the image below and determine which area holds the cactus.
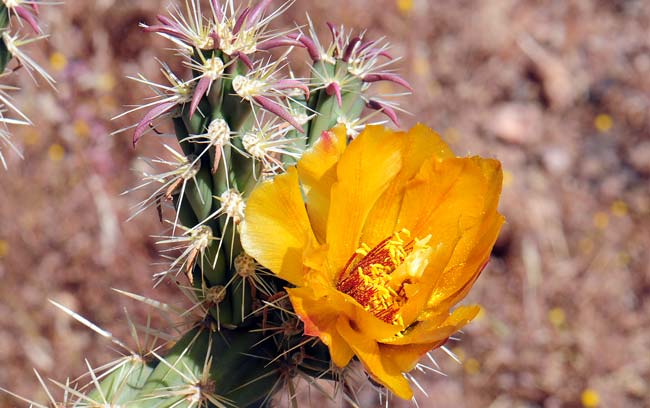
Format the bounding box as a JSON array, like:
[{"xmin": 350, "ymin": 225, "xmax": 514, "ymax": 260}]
[
  {"xmin": 0, "ymin": 1, "xmax": 56, "ymax": 168},
  {"xmin": 3, "ymin": 1, "xmax": 499, "ymax": 407}
]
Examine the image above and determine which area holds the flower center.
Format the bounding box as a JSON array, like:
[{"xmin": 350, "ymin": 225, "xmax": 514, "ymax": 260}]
[{"xmin": 337, "ymin": 229, "xmax": 431, "ymax": 325}]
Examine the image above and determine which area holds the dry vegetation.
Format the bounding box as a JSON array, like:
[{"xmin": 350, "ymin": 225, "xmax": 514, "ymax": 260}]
[{"xmin": 1, "ymin": 0, "xmax": 649, "ymax": 407}]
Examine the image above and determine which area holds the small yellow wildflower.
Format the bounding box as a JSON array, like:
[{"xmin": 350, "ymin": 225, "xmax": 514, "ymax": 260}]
[
  {"xmin": 610, "ymin": 200, "xmax": 628, "ymax": 217},
  {"xmin": 242, "ymin": 125, "xmax": 504, "ymax": 399},
  {"xmin": 593, "ymin": 212, "xmax": 609, "ymax": 229},
  {"xmin": 464, "ymin": 358, "xmax": 480, "ymax": 375},
  {"xmin": 396, "ymin": 0, "xmax": 414, "ymax": 14},
  {"xmin": 73, "ymin": 119, "xmax": 90, "ymax": 139},
  {"xmin": 49, "ymin": 52, "xmax": 67, "ymax": 71},
  {"xmin": 96, "ymin": 73, "xmax": 116, "ymax": 92},
  {"xmin": 594, "ymin": 114, "xmax": 613, "ymax": 133},
  {"xmin": 0, "ymin": 239, "xmax": 8, "ymax": 258},
  {"xmin": 581, "ymin": 388, "xmax": 600, "ymax": 407},
  {"xmin": 48, "ymin": 144, "xmax": 65, "ymax": 162},
  {"xmin": 548, "ymin": 307, "xmax": 566, "ymax": 328}
]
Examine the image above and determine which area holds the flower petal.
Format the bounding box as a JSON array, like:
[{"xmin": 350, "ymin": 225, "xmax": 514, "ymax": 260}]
[
  {"xmin": 380, "ymin": 305, "xmax": 480, "ymax": 346},
  {"xmin": 378, "ymin": 341, "xmax": 446, "ymax": 373},
  {"xmin": 297, "ymin": 126, "xmax": 348, "ymax": 243},
  {"xmin": 287, "ymin": 287, "xmax": 354, "ymax": 367},
  {"xmin": 240, "ymin": 167, "xmax": 316, "ymax": 286},
  {"xmin": 337, "ymin": 317, "xmax": 413, "ymax": 400},
  {"xmin": 326, "ymin": 126, "xmax": 403, "ymax": 272},
  {"xmin": 362, "ymin": 124, "xmax": 454, "ymax": 250},
  {"xmin": 397, "ymin": 157, "xmax": 503, "ymax": 306}
]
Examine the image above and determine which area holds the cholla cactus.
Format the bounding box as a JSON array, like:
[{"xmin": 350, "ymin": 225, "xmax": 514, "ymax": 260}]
[
  {"xmin": 4, "ymin": 1, "xmax": 504, "ymax": 407},
  {"xmin": 0, "ymin": 0, "xmax": 55, "ymax": 168}
]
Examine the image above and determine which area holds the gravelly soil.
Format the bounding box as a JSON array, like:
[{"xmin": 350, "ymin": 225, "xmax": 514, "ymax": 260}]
[{"xmin": 1, "ymin": 1, "xmax": 649, "ymax": 407}]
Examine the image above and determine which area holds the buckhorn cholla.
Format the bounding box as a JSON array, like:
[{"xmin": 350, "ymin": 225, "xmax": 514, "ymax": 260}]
[
  {"xmin": 2, "ymin": 1, "xmax": 503, "ymax": 407},
  {"xmin": 0, "ymin": 0, "xmax": 56, "ymax": 169}
]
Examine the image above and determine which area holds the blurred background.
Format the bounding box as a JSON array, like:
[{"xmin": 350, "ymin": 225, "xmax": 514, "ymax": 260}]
[{"xmin": 1, "ymin": 0, "xmax": 649, "ymax": 406}]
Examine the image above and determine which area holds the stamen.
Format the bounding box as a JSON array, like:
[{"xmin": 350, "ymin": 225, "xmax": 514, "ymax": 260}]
[{"xmin": 336, "ymin": 229, "xmax": 417, "ymax": 325}]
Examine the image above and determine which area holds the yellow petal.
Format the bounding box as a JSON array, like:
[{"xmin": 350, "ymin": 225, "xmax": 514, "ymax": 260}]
[
  {"xmin": 380, "ymin": 305, "xmax": 480, "ymax": 346},
  {"xmin": 287, "ymin": 287, "xmax": 354, "ymax": 367},
  {"xmin": 326, "ymin": 126, "xmax": 403, "ymax": 272},
  {"xmin": 297, "ymin": 126, "xmax": 348, "ymax": 243},
  {"xmin": 426, "ymin": 158, "xmax": 504, "ymax": 309},
  {"xmin": 337, "ymin": 317, "xmax": 413, "ymax": 400},
  {"xmin": 362, "ymin": 124, "xmax": 454, "ymax": 246},
  {"xmin": 397, "ymin": 157, "xmax": 503, "ymax": 306},
  {"xmin": 240, "ymin": 167, "xmax": 316, "ymax": 286},
  {"xmin": 397, "ymin": 239, "xmax": 460, "ymax": 326},
  {"xmin": 429, "ymin": 212, "xmax": 504, "ymax": 311},
  {"xmin": 379, "ymin": 340, "xmax": 446, "ymax": 373}
]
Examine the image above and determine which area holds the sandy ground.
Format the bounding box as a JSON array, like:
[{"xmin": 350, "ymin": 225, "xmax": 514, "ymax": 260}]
[{"xmin": 1, "ymin": 0, "xmax": 649, "ymax": 407}]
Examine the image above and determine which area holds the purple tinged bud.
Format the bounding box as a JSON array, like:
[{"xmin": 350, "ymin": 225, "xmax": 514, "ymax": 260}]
[
  {"xmin": 288, "ymin": 33, "xmax": 320, "ymax": 61},
  {"xmin": 257, "ymin": 37, "xmax": 305, "ymax": 51},
  {"xmin": 274, "ymin": 79, "xmax": 310, "ymax": 100},
  {"xmin": 371, "ymin": 49, "xmax": 394, "ymax": 60},
  {"xmin": 358, "ymin": 39, "xmax": 376, "ymax": 53},
  {"xmin": 15, "ymin": 7, "xmax": 41, "ymax": 34},
  {"xmin": 253, "ymin": 96, "xmax": 305, "ymax": 133},
  {"xmin": 246, "ymin": 0, "xmax": 273, "ymax": 29},
  {"xmin": 342, "ymin": 37, "xmax": 362, "ymax": 63},
  {"xmin": 133, "ymin": 102, "xmax": 177, "ymax": 146},
  {"xmin": 233, "ymin": 7, "xmax": 250, "ymax": 35},
  {"xmin": 326, "ymin": 82, "xmax": 343, "ymax": 107},
  {"xmin": 189, "ymin": 77, "xmax": 212, "ymax": 119},
  {"xmin": 212, "ymin": 146, "xmax": 222, "ymax": 174},
  {"xmin": 326, "ymin": 23, "xmax": 344, "ymax": 54},
  {"xmin": 358, "ymin": 40, "xmax": 394, "ymax": 60},
  {"xmin": 326, "ymin": 22, "xmax": 338, "ymax": 41},
  {"xmin": 234, "ymin": 52, "xmax": 254, "ymax": 69},
  {"xmin": 209, "ymin": 30, "xmax": 221, "ymax": 50},
  {"xmin": 143, "ymin": 25, "xmax": 186, "ymax": 41},
  {"xmin": 363, "ymin": 73, "xmax": 413, "ymax": 91},
  {"xmin": 30, "ymin": 4, "xmax": 39, "ymax": 14},
  {"xmin": 210, "ymin": 0, "xmax": 224, "ymax": 22},
  {"xmin": 367, "ymin": 100, "xmax": 400, "ymax": 126}
]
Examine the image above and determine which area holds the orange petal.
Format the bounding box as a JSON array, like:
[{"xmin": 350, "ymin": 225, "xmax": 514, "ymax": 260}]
[
  {"xmin": 379, "ymin": 341, "xmax": 446, "ymax": 374},
  {"xmin": 336, "ymin": 317, "xmax": 414, "ymax": 400},
  {"xmin": 398, "ymin": 157, "xmax": 503, "ymax": 305},
  {"xmin": 287, "ymin": 287, "xmax": 354, "ymax": 367},
  {"xmin": 297, "ymin": 126, "xmax": 348, "ymax": 243},
  {"xmin": 362, "ymin": 124, "xmax": 454, "ymax": 246},
  {"xmin": 397, "ymin": 239, "xmax": 460, "ymax": 326},
  {"xmin": 326, "ymin": 126, "xmax": 403, "ymax": 272},
  {"xmin": 427, "ymin": 159, "xmax": 504, "ymax": 309},
  {"xmin": 429, "ymin": 212, "xmax": 504, "ymax": 311},
  {"xmin": 380, "ymin": 305, "xmax": 480, "ymax": 346},
  {"xmin": 240, "ymin": 167, "xmax": 316, "ymax": 286}
]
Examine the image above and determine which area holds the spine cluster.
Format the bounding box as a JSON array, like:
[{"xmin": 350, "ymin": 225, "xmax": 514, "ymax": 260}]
[{"xmin": 4, "ymin": 1, "xmax": 413, "ymax": 406}]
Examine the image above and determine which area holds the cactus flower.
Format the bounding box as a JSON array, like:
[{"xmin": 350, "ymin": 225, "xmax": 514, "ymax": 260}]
[{"xmin": 241, "ymin": 124, "xmax": 504, "ymax": 399}]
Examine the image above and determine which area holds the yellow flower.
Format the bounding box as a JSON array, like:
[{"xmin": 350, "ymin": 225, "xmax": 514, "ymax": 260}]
[{"xmin": 241, "ymin": 125, "xmax": 504, "ymax": 399}]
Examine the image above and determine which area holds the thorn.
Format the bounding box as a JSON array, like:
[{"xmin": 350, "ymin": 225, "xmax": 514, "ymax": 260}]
[
  {"xmin": 257, "ymin": 36, "xmax": 305, "ymax": 51},
  {"xmin": 363, "ymin": 73, "xmax": 413, "ymax": 91},
  {"xmin": 274, "ymin": 79, "xmax": 310, "ymax": 100},
  {"xmin": 343, "ymin": 36, "xmax": 362, "ymax": 62},
  {"xmin": 288, "ymin": 33, "xmax": 320, "ymax": 61},
  {"xmin": 133, "ymin": 101, "xmax": 176, "ymax": 146},
  {"xmin": 246, "ymin": 0, "xmax": 274, "ymax": 29},
  {"xmin": 234, "ymin": 52, "xmax": 254, "ymax": 70},
  {"xmin": 367, "ymin": 100, "xmax": 400, "ymax": 126},
  {"xmin": 189, "ymin": 76, "xmax": 211, "ymax": 119},
  {"xmin": 253, "ymin": 96, "xmax": 305, "ymax": 133},
  {"xmin": 232, "ymin": 7, "xmax": 251, "ymax": 35},
  {"xmin": 15, "ymin": 7, "xmax": 42, "ymax": 34},
  {"xmin": 326, "ymin": 82, "xmax": 343, "ymax": 107}
]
